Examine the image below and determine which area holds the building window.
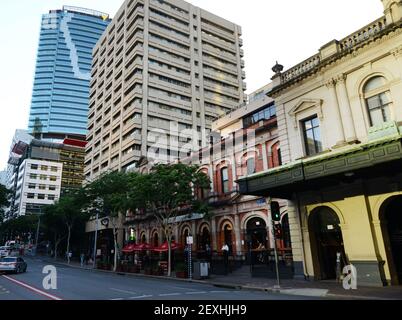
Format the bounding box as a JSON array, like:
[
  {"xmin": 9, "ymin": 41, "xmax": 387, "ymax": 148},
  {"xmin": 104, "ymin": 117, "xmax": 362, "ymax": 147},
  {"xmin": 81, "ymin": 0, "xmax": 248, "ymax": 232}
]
[
  {"xmin": 39, "ymin": 185, "xmax": 46, "ymax": 190},
  {"xmin": 50, "ymin": 176, "xmax": 57, "ymax": 182},
  {"xmin": 31, "ymin": 164, "xmax": 38, "ymax": 170},
  {"xmin": 364, "ymin": 76, "xmax": 392, "ymax": 127},
  {"xmin": 38, "ymin": 194, "xmax": 45, "ymax": 200},
  {"xmin": 221, "ymin": 167, "xmax": 229, "ymax": 193},
  {"xmin": 49, "ymin": 186, "xmax": 56, "ymax": 191},
  {"xmin": 29, "ymin": 174, "xmax": 37, "ymax": 179},
  {"xmin": 40, "ymin": 175, "xmax": 47, "ymax": 181},
  {"xmin": 51, "ymin": 166, "xmax": 58, "ymax": 172},
  {"xmin": 28, "ymin": 184, "xmax": 36, "ymax": 189},
  {"xmin": 302, "ymin": 116, "xmax": 322, "ymax": 156},
  {"xmin": 243, "ymin": 103, "xmax": 276, "ymax": 128},
  {"xmin": 48, "ymin": 195, "xmax": 55, "ymax": 201},
  {"xmin": 246, "ymin": 157, "xmax": 255, "ymax": 175},
  {"xmin": 41, "ymin": 165, "xmax": 48, "ymax": 171},
  {"xmin": 27, "ymin": 194, "xmax": 35, "ymax": 199}
]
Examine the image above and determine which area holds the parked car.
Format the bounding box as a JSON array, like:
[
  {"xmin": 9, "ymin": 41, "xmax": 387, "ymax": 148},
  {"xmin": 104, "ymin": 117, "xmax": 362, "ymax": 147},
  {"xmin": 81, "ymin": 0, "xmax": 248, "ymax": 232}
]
[
  {"xmin": 0, "ymin": 257, "xmax": 27, "ymax": 274},
  {"xmin": 0, "ymin": 246, "xmax": 11, "ymax": 258}
]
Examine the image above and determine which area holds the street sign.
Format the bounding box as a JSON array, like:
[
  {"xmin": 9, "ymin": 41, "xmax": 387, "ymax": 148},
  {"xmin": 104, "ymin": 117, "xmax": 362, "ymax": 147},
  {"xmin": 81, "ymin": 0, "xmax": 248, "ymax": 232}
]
[{"xmin": 186, "ymin": 236, "xmax": 193, "ymax": 245}]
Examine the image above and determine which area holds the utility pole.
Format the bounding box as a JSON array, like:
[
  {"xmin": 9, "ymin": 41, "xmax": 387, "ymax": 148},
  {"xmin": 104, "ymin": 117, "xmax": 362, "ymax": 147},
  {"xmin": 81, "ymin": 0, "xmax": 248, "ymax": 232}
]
[
  {"xmin": 34, "ymin": 207, "xmax": 42, "ymax": 256},
  {"xmin": 92, "ymin": 210, "xmax": 99, "ymax": 269},
  {"xmin": 269, "ymin": 198, "xmax": 281, "ymax": 290}
]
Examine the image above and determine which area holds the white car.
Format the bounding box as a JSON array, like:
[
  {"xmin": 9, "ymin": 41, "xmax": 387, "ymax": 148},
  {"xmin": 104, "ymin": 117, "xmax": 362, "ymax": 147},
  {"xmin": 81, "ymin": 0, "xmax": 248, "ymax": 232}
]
[{"xmin": 0, "ymin": 246, "xmax": 11, "ymax": 258}]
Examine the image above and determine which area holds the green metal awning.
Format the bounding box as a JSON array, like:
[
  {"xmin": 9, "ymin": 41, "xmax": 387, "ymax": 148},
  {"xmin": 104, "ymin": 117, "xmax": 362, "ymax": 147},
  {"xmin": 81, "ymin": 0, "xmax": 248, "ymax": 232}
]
[{"xmin": 238, "ymin": 134, "xmax": 402, "ymax": 198}]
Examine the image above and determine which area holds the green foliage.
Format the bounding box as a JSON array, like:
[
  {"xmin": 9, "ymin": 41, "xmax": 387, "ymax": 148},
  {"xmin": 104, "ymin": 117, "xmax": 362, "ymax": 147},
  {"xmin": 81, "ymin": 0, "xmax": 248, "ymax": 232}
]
[
  {"xmin": 85, "ymin": 171, "xmax": 131, "ymax": 219},
  {"xmin": 0, "ymin": 185, "xmax": 11, "ymax": 222},
  {"xmin": 0, "ymin": 215, "xmax": 38, "ymax": 241}
]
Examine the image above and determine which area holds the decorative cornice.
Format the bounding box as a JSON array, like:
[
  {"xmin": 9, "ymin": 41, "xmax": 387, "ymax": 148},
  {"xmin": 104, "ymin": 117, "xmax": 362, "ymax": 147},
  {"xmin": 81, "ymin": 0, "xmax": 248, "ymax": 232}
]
[
  {"xmin": 268, "ymin": 19, "xmax": 402, "ymax": 98},
  {"xmin": 336, "ymin": 74, "xmax": 347, "ymax": 84},
  {"xmin": 325, "ymin": 79, "xmax": 337, "ymax": 88},
  {"xmin": 391, "ymin": 44, "xmax": 402, "ymax": 57}
]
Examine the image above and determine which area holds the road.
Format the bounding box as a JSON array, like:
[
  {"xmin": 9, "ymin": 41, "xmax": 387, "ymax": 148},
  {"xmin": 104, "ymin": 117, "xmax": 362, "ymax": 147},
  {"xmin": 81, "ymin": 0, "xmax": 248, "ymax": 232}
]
[{"xmin": 0, "ymin": 258, "xmax": 322, "ymax": 300}]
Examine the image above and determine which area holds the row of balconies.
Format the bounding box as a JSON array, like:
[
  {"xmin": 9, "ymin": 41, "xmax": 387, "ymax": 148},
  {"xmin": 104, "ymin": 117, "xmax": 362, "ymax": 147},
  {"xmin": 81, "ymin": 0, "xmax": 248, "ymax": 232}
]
[
  {"xmin": 200, "ymin": 22, "xmax": 237, "ymax": 47},
  {"xmin": 149, "ymin": 9, "xmax": 189, "ymax": 34},
  {"xmin": 149, "ymin": 0, "xmax": 189, "ymax": 22},
  {"xmin": 202, "ymin": 42, "xmax": 238, "ymax": 65},
  {"xmin": 201, "ymin": 31, "xmax": 237, "ymax": 55}
]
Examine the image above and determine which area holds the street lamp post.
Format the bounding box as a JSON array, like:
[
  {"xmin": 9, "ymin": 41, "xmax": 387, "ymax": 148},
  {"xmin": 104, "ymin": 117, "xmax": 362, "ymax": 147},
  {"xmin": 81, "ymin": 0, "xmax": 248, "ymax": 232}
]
[
  {"xmin": 92, "ymin": 210, "xmax": 99, "ymax": 269},
  {"xmin": 34, "ymin": 207, "xmax": 42, "ymax": 257}
]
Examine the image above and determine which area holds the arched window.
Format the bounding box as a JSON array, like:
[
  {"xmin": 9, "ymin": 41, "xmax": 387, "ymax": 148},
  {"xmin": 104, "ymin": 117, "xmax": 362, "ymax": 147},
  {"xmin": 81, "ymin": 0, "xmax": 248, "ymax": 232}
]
[
  {"xmin": 246, "ymin": 157, "xmax": 256, "ymax": 175},
  {"xmin": 221, "ymin": 167, "xmax": 229, "ymax": 193},
  {"xmin": 364, "ymin": 76, "xmax": 392, "ymax": 127}
]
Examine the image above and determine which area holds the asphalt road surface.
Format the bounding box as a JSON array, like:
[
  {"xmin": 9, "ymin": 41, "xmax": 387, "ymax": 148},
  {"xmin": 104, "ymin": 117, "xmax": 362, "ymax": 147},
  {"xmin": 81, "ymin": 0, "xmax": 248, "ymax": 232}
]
[{"xmin": 0, "ymin": 258, "xmax": 321, "ymax": 300}]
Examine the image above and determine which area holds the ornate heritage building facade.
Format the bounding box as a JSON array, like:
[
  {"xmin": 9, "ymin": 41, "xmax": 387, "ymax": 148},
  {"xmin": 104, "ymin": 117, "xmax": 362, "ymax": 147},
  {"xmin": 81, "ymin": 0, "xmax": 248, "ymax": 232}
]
[{"xmin": 239, "ymin": 0, "xmax": 402, "ymax": 286}]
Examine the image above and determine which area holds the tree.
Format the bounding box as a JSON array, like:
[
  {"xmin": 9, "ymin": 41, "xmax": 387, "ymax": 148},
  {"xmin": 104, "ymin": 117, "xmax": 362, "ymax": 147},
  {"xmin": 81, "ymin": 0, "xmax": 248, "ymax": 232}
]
[
  {"xmin": 129, "ymin": 163, "xmax": 210, "ymax": 277},
  {"xmin": 41, "ymin": 187, "xmax": 89, "ymax": 261},
  {"xmin": 55, "ymin": 187, "xmax": 90, "ymax": 263},
  {"xmin": 0, "ymin": 214, "xmax": 38, "ymax": 244},
  {"xmin": 0, "ymin": 185, "xmax": 11, "ymax": 222},
  {"xmin": 86, "ymin": 172, "xmax": 131, "ymax": 271},
  {"xmin": 42, "ymin": 205, "xmax": 66, "ymax": 259}
]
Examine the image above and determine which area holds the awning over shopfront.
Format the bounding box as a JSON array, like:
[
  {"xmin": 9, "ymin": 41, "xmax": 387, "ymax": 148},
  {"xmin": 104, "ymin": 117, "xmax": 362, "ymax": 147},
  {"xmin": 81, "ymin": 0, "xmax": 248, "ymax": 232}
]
[
  {"xmin": 153, "ymin": 241, "xmax": 183, "ymax": 253},
  {"xmin": 238, "ymin": 130, "xmax": 402, "ymax": 199},
  {"xmin": 133, "ymin": 243, "xmax": 154, "ymax": 252},
  {"xmin": 122, "ymin": 244, "xmax": 137, "ymax": 253}
]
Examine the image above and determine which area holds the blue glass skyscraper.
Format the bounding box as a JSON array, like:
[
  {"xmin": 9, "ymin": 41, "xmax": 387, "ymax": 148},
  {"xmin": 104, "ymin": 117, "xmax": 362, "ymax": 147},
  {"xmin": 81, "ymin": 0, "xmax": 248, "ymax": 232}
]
[{"xmin": 28, "ymin": 6, "xmax": 110, "ymax": 139}]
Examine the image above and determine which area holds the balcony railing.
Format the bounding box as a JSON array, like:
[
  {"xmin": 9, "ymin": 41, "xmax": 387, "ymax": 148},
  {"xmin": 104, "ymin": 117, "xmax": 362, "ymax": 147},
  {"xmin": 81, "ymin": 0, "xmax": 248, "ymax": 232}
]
[{"xmin": 279, "ymin": 16, "xmax": 389, "ymax": 85}]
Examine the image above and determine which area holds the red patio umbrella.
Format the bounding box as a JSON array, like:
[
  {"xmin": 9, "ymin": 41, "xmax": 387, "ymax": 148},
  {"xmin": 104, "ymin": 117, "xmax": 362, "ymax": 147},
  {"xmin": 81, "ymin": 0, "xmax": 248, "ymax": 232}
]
[
  {"xmin": 122, "ymin": 244, "xmax": 136, "ymax": 254},
  {"xmin": 153, "ymin": 241, "xmax": 182, "ymax": 252},
  {"xmin": 133, "ymin": 243, "xmax": 154, "ymax": 252}
]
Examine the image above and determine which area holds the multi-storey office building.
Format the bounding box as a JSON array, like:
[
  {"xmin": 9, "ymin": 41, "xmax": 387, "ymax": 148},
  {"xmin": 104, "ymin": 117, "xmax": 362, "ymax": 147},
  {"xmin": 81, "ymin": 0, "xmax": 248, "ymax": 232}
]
[
  {"xmin": 27, "ymin": 6, "xmax": 111, "ymax": 141},
  {"xmin": 85, "ymin": 0, "xmax": 247, "ymax": 181},
  {"xmin": 14, "ymin": 159, "xmax": 63, "ymax": 216},
  {"xmin": 8, "ymin": 139, "xmax": 86, "ymax": 218}
]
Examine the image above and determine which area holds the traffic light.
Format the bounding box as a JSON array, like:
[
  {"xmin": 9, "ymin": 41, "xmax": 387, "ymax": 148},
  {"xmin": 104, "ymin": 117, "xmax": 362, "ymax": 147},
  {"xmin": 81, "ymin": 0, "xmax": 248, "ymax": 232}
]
[
  {"xmin": 271, "ymin": 201, "xmax": 281, "ymax": 222},
  {"xmin": 274, "ymin": 224, "xmax": 283, "ymax": 239}
]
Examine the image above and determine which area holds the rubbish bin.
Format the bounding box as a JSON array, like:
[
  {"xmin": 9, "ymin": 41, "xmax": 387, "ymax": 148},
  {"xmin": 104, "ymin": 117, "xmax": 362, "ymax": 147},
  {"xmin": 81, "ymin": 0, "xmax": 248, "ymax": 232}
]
[{"xmin": 193, "ymin": 261, "xmax": 209, "ymax": 280}]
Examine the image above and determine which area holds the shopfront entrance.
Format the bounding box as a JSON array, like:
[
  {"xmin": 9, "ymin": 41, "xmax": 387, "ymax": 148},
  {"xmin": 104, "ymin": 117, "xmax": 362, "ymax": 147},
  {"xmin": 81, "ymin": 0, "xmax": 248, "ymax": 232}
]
[
  {"xmin": 309, "ymin": 207, "xmax": 346, "ymax": 280},
  {"xmin": 247, "ymin": 218, "xmax": 267, "ymax": 250},
  {"xmin": 381, "ymin": 196, "xmax": 402, "ymax": 285}
]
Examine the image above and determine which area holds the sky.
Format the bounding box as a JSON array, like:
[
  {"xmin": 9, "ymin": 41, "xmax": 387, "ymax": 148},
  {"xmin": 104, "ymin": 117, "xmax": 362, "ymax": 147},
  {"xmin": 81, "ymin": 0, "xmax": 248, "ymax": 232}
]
[{"xmin": 0, "ymin": 0, "xmax": 384, "ymax": 170}]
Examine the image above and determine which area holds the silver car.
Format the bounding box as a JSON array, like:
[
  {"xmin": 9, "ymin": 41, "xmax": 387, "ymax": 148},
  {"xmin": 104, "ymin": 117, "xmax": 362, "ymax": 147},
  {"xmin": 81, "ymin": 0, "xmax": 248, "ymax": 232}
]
[{"xmin": 0, "ymin": 257, "xmax": 27, "ymax": 274}]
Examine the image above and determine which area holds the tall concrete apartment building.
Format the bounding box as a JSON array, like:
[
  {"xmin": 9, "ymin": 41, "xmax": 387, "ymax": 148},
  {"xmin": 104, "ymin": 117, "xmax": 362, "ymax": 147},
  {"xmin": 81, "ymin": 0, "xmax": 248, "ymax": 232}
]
[
  {"xmin": 28, "ymin": 6, "xmax": 110, "ymax": 140},
  {"xmin": 85, "ymin": 0, "xmax": 246, "ymax": 180}
]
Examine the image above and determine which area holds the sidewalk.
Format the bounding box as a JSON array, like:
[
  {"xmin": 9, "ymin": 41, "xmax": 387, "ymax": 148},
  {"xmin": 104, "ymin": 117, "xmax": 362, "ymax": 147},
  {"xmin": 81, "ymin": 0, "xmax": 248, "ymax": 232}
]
[{"xmin": 33, "ymin": 256, "xmax": 402, "ymax": 300}]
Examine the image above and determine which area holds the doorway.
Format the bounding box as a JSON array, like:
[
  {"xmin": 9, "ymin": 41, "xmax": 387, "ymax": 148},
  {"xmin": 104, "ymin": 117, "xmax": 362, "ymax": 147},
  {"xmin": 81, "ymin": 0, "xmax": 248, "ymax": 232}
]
[
  {"xmin": 246, "ymin": 217, "xmax": 267, "ymax": 249},
  {"xmin": 381, "ymin": 196, "xmax": 402, "ymax": 285},
  {"xmin": 309, "ymin": 207, "xmax": 346, "ymax": 280}
]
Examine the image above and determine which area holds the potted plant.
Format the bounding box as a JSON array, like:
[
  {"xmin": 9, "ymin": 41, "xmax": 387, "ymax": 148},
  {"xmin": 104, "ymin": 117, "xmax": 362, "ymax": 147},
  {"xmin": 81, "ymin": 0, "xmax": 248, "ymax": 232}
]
[{"xmin": 175, "ymin": 262, "xmax": 187, "ymax": 279}]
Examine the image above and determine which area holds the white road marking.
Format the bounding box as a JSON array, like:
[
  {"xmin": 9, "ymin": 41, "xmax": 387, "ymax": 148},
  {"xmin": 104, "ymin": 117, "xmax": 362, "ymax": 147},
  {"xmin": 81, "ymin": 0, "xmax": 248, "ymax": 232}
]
[
  {"xmin": 110, "ymin": 288, "xmax": 138, "ymax": 295},
  {"xmin": 185, "ymin": 291, "xmax": 207, "ymax": 295},
  {"xmin": 130, "ymin": 295, "xmax": 153, "ymax": 299},
  {"xmin": 159, "ymin": 293, "xmax": 182, "ymax": 297},
  {"xmin": 2, "ymin": 275, "xmax": 62, "ymax": 300},
  {"xmin": 169, "ymin": 286, "xmax": 197, "ymax": 291}
]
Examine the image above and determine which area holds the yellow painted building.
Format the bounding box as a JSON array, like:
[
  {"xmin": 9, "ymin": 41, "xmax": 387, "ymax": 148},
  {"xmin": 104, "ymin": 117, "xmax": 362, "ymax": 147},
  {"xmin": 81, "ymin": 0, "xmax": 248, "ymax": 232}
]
[{"xmin": 239, "ymin": 0, "xmax": 402, "ymax": 286}]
